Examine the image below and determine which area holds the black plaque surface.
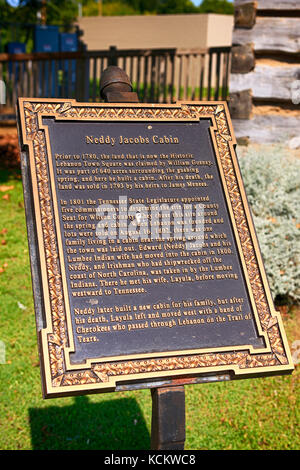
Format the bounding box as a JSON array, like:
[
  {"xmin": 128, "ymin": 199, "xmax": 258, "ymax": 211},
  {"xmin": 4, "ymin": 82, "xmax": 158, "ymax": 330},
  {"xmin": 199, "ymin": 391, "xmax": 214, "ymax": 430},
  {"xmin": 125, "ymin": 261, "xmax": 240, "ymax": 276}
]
[{"xmin": 17, "ymin": 99, "xmax": 293, "ymax": 397}]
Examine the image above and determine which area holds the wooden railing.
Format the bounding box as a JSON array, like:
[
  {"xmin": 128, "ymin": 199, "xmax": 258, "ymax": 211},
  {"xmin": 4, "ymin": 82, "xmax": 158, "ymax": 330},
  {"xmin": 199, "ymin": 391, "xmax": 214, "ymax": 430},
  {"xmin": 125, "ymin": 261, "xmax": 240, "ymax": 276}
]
[{"xmin": 0, "ymin": 46, "xmax": 231, "ymax": 109}]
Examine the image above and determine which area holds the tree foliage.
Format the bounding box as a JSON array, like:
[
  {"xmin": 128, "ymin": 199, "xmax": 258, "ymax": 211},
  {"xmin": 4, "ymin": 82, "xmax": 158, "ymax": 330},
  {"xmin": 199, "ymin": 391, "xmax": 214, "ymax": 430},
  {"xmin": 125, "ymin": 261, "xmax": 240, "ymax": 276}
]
[
  {"xmin": 199, "ymin": 0, "xmax": 234, "ymax": 15},
  {"xmin": 2, "ymin": 0, "xmax": 78, "ymax": 25},
  {"xmin": 1, "ymin": 0, "xmax": 234, "ymax": 23},
  {"xmin": 85, "ymin": 0, "xmax": 234, "ymax": 16},
  {"xmin": 124, "ymin": 0, "xmax": 199, "ymax": 14}
]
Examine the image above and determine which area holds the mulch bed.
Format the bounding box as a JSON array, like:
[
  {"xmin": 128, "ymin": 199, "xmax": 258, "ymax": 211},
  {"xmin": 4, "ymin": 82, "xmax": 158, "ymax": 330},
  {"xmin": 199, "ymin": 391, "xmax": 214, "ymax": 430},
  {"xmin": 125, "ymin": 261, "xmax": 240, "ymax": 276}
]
[{"xmin": 0, "ymin": 132, "xmax": 20, "ymax": 169}]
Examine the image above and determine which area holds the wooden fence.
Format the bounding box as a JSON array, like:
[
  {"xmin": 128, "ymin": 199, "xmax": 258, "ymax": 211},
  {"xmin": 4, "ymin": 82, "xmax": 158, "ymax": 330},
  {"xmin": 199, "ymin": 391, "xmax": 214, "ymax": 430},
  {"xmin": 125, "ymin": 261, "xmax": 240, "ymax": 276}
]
[{"xmin": 0, "ymin": 45, "xmax": 231, "ymax": 109}]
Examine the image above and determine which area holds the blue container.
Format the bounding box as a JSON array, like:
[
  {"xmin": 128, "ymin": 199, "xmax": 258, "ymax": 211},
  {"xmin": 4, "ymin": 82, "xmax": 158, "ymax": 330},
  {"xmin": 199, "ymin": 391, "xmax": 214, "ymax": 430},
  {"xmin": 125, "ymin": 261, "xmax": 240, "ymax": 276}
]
[
  {"xmin": 34, "ymin": 25, "xmax": 59, "ymax": 53},
  {"xmin": 7, "ymin": 42, "xmax": 26, "ymax": 79},
  {"xmin": 34, "ymin": 26, "xmax": 59, "ymax": 97},
  {"xmin": 7, "ymin": 42, "xmax": 26, "ymax": 55},
  {"xmin": 60, "ymin": 33, "xmax": 78, "ymax": 96},
  {"xmin": 60, "ymin": 33, "xmax": 77, "ymax": 53}
]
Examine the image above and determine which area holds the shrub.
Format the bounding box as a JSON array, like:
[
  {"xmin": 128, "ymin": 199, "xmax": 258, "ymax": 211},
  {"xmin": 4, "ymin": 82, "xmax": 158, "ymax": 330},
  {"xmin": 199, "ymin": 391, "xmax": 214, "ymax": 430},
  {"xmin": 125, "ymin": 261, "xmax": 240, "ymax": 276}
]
[{"xmin": 238, "ymin": 145, "xmax": 300, "ymax": 304}]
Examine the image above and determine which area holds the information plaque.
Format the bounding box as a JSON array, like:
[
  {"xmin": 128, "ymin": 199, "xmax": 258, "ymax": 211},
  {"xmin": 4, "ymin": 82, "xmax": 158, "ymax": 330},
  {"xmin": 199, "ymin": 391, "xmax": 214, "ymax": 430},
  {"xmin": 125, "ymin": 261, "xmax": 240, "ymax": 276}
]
[{"xmin": 17, "ymin": 98, "xmax": 293, "ymax": 397}]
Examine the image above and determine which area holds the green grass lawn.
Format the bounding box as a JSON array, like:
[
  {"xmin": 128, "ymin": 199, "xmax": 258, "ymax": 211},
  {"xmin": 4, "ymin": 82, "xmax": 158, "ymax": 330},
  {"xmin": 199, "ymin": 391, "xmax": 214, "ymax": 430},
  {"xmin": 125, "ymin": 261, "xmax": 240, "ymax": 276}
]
[{"xmin": 0, "ymin": 167, "xmax": 299, "ymax": 450}]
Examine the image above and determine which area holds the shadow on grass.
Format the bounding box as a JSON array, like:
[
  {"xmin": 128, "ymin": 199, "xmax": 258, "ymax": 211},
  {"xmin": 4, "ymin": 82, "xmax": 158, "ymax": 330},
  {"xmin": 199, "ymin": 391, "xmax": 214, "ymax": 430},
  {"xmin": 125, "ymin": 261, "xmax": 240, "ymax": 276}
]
[{"xmin": 29, "ymin": 395, "xmax": 150, "ymax": 450}]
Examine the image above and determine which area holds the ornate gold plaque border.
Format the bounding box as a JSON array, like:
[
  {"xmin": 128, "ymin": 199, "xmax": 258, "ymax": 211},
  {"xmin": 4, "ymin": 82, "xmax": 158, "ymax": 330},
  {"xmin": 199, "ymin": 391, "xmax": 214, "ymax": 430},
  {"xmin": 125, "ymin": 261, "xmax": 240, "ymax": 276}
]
[{"xmin": 18, "ymin": 98, "xmax": 294, "ymax": 398}]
